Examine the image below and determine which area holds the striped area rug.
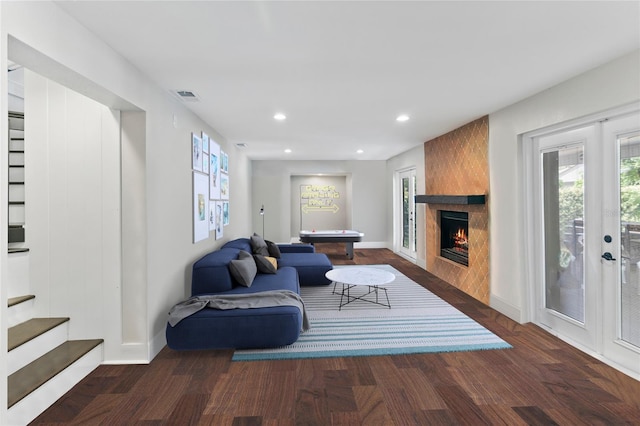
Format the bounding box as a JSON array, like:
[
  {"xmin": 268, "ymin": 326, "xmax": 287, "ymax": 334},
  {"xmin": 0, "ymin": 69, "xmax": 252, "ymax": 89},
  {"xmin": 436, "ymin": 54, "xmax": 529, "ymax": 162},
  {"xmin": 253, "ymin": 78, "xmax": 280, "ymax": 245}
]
[{"xmin": 232, "ymin": 265, "xmax": 511, "ymax": 361}]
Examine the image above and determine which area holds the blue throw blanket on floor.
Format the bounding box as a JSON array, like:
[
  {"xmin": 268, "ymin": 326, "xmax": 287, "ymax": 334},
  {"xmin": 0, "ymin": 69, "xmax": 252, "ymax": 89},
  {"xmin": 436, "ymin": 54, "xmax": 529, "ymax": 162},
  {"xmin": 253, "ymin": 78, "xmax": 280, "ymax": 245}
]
[{"xmin": 168, "ymin": 290, "xmax": 309, "ymax": 331}]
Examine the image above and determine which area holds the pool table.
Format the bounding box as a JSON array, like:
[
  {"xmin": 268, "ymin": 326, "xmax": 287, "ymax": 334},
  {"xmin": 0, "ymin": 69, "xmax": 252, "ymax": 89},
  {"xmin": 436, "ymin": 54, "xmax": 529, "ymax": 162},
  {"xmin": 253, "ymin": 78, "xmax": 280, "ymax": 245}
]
[{"xmin": 299, "ymin": 230, "xmax": 364, "ymax": 260}]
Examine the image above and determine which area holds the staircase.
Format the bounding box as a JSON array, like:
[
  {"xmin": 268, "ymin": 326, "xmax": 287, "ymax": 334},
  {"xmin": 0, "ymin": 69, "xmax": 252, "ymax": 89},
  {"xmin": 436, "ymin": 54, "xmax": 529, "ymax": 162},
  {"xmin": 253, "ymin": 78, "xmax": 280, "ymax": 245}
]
[
  {"xmin": 5, "ymin": 73, "xmax": 105, "ymax": 425},
  {"xmin": 7, "ymin": 292, "xmax": 103, "ymax": 425}
]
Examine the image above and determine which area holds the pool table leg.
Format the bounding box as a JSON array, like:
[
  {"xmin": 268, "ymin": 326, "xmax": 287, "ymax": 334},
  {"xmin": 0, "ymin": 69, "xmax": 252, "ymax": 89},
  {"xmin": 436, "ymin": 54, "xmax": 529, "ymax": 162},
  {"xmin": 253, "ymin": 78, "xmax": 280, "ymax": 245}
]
[{"xmin": 346, "ymin": 242, "xmax": 354, "ymax": 260}]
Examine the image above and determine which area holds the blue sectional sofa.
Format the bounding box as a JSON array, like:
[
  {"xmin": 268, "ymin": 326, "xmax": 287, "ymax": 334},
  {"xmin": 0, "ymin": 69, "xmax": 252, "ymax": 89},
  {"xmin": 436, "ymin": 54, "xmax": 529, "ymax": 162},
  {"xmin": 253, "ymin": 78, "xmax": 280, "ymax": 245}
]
[{"xmin": 166, "ymin": 237, "xmax": 333, "ymax": 350}]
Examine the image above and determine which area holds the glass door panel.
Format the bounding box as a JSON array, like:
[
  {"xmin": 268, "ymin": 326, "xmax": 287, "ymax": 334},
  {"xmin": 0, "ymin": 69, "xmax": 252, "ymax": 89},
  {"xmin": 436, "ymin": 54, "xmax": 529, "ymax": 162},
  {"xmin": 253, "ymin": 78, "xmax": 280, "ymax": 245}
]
[
  {"xmin": 402, "ymin": 176, "xmax": 410, "ymax": 249},
  {"xmin": 535, "ymin": 124, "xmax": 596, "ymax": 350},
  {"xmin": 398, "ymin": 168, "xmax": 417, "ymax": 260},
  {"xmin": 618, "ymin": 132, "xmax": 640, "ymax": 348},
  {"xmin": 542, "ymin": 145, "xmax": 585, "ymax": 323}
]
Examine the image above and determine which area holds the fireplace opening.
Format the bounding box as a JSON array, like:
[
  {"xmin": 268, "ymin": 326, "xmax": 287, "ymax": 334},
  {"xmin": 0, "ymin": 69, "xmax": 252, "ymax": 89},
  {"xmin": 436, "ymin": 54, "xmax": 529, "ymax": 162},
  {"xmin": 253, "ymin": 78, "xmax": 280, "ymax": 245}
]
[{"xmin": 440, "ymin": 211, "xmax": 469, "ymax": 266}]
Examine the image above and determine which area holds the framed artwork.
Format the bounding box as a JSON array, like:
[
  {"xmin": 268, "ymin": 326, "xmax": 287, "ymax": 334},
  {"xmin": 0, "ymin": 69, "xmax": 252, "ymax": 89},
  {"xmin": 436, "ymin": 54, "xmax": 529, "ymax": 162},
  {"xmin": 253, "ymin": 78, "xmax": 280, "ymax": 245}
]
[
  {"xmin": 202, "ymin": 132, "xmax": 210, "ymax": 154},
  {"xmin": 220, "ymin": 173, "xmax": 229, "ymax": 200},
  {"xmin": 215, "ymin": 201, "xmax": 224, "ymax": 240},
  {"xmin": 221, "ymin": 150, "xmax": 229, "ymax": 173},
  {"xmin": 208, "ymin": 202, "xmax": 216, "ymax": 231},
  {"xmin": 192, "ymin": 133, "xmax": 203, "ymax": 172},
  {"xmin": 202, "ymin": 151, "xmax": 209, "ymax": 174},
  {"xmin": 223, "ymin": 201, "xmax": 229, "ymax": 226},
  {"xmin": 209, "ymin": 140, "xmax": 221, "ymax": 200},
  {"xmin": 193, "ymin": 172, "xmax": 209, "ymax": 243}
]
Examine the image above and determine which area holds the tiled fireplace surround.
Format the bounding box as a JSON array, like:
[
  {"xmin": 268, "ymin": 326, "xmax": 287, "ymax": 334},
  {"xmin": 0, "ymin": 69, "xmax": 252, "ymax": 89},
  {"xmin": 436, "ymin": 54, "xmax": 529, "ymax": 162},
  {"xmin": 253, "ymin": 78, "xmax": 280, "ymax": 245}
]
[{"xmin": 422, "ymin": 116, "xmax": 489, "ymax": 304}]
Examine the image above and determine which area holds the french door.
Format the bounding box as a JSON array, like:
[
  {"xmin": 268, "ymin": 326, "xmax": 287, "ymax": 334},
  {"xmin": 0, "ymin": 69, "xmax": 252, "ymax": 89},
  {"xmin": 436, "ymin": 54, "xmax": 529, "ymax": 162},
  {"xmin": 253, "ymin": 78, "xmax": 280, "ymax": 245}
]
[
  {"xmin": 397, "ymin": 168, "xmax": 417, "ymax": 260},
  {"xmin": 530, "ymin": 109, "xmax": 640, "ymax": 377}
]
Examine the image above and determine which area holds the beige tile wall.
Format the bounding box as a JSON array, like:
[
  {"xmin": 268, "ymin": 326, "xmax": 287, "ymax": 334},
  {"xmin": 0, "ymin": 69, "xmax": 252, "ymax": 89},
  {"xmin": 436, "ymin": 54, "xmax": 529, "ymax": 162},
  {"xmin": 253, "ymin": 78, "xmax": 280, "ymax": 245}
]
[{"xmin": 423, "ymin": 116, "xmax": 490, "ymax": 304}]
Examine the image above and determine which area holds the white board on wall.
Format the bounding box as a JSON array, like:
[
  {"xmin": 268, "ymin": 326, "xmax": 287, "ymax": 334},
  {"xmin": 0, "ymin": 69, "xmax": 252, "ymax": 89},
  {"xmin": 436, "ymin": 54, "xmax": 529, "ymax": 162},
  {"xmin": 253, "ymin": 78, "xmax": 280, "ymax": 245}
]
[{"xmin": 291, "ymin": 175, "xmax": 348, "ymax": 232}]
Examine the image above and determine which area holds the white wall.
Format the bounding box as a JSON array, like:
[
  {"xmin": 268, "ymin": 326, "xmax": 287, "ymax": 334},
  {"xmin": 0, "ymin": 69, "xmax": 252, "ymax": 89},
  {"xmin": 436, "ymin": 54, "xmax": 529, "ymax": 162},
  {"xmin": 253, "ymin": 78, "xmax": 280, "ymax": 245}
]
[
  {"xmin": 252, "ymin": 160, "xmax": 387, "ymax": 246},
  {"xmin": 0, "ymin": 0, "xmax": 253, "ymax": 376},
  {"xmin": 489, "ymin": 49, "xmax": 640, "ymax": 322},
  {"xmin": 25, "ymin": 71, "xmax": 121, "ymax": 348}
]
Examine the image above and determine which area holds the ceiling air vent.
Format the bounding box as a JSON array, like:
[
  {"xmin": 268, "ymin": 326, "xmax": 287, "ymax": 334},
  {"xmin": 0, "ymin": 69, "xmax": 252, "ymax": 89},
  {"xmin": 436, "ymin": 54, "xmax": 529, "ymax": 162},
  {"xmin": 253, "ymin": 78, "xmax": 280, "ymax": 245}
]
[{"xmin": 173, "ymin": 90, "xmax": 200, "ymax": 102}]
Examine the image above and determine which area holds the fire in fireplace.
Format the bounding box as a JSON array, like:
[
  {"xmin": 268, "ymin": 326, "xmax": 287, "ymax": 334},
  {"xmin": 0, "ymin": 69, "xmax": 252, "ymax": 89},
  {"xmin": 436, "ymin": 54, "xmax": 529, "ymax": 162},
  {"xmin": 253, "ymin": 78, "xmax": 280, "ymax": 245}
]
[{"xmin": 440, "ymin": 211, "xmax": 469, "ymax": 266}]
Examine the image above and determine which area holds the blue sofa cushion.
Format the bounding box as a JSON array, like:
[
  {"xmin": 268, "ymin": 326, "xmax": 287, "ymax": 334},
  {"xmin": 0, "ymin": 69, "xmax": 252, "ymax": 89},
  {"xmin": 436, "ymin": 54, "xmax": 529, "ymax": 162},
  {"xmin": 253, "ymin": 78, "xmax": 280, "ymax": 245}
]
[
  {"xmin": 191, "ymin": 248, "xmax": 240, "ymax": 295},
  {"xmin": 278, "ymin": 244, "xmax": 315, "ymax": 254},
  {"xmin": 227, "ymin": 266, "xmax": 299, "ymax": 294},
  {"xmin": 165, "ymin": 304, "xmax": 302, "ymax": 350},
  {"xmin": 279, "ymin": 252, "xmax": 333, "ymax": 286},
  {"xmin": 222, "ymin": 238, "xmax": 252, "ymax": 252},
  {"xmin": 245, "ymin": 266, "xmax": 297, "ymax": 292},
  {"xmin": 166, "ymin": 266, "xmax": 302, "ymax": 350}
]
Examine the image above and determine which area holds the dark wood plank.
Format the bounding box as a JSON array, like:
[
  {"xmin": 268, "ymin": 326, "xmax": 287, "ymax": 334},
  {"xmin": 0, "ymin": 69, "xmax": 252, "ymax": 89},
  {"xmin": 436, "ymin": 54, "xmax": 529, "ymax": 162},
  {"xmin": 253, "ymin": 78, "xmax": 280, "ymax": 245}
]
[
  {"xmin": 30, "ymin": 246, "xmax": 640, "ymax": 425},
  {"xmin": 512, "ymin": 406, "xmax": 560, "ymax": 426}
]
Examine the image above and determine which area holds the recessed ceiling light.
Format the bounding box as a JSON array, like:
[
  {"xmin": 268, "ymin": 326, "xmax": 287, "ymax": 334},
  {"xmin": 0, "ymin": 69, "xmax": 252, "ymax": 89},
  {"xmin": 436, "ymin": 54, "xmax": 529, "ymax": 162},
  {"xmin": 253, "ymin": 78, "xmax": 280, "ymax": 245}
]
[
  {"xmin": 284, "ymin": 148, "xmax": 292, "ymax": 153},
  {"xmin": 396, "ymin": 114, "xmax": 410, "ymax": 122},
  {"xmin": 274, "ymin": 113, "xmax": 286, "ymax": 121},
  {"xmin": 356, "ymin": 149, "xmax": 364, "ymax": 154}
]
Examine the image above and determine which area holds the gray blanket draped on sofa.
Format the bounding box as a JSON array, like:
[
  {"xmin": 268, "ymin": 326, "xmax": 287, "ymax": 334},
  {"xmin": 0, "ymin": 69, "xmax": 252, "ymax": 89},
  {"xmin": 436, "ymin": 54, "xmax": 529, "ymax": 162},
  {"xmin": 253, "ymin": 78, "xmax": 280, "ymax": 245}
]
[{"xmin": 168, "ymin": 290, "xmax": 310, "ymax": 331}]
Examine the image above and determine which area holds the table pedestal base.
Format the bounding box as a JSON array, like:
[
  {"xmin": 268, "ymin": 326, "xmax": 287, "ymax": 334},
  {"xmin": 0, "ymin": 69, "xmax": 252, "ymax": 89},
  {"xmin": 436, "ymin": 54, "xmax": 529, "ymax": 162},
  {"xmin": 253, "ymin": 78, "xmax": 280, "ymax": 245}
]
[{"xmin": 332, "ymin": 282, "xmax": 391, "ymax": 310}]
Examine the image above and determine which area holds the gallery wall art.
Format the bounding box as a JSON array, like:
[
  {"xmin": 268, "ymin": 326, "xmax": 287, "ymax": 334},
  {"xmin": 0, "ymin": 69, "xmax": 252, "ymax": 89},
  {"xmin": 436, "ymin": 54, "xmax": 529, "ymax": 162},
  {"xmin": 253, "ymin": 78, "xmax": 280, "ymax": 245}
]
[
  {"xmin": 192, "ymin": 133, "xmax": 203, "ymax": 172},
  {"xmin": 202, "ymin": 132, "xmax": 210, "ymax": 174},
  {"xmin": 209, "ymin": 139, "xmax": 221, "ymax": 200},
  {"xmin": 192, "ymin": 130, "xmax": 229, "ymax": 243},
  {"xmin": 192, "ymin": 171, "xmax": 209, "ymax": 243}
]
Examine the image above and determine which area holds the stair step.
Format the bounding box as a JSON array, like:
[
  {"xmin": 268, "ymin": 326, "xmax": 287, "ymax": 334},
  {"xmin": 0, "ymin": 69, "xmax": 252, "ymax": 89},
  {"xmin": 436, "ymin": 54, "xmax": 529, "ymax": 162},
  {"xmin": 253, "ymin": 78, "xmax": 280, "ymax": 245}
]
[
  {"xmin": 8, "ymin": 247, "xmax": 30, "ymax": 253},
  {"xmin": 8, "ymin": 339, "xmax": 103, "ymax": 408},
  {"xmin": 8, "ymin": 295, "xmax": 35, "ymax": 328},
  {"xmin": 8, "ymin": 317, "xmax": 69, "ymax": 351},
  {"xmin": 8, "ymin": 294, "xmax": 34, "ymax": 307}
]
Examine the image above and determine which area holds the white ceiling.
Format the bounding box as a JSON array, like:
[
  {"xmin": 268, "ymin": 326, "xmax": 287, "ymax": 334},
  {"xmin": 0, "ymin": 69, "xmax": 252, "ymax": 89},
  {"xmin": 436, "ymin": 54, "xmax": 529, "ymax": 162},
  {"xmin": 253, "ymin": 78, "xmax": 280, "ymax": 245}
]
[{"xmin": 55, "ymin": 1, "xmax": 640, "ymax": 161}]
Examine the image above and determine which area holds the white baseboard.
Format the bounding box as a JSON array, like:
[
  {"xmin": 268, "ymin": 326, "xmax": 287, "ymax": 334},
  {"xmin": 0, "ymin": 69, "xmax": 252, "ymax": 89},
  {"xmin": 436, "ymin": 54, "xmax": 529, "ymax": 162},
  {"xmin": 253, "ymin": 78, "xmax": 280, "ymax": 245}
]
[
  {"xmin": 102, "ymin": 342, "xmax": 150, "ymax": 365},
  {"xmin": 354, "ymin": 241, "xmax": 388, "ymax": 249},
  {"xmin": 101, "ymin": 329, "xmax": 166, "ymax": 365},
  {"xmin": 489, "ymin": 294, "xmax": 523, "ymax": 323},
  {"xmin": 150, "ymin": 328, "xmax": 167, "ymax": 360}
]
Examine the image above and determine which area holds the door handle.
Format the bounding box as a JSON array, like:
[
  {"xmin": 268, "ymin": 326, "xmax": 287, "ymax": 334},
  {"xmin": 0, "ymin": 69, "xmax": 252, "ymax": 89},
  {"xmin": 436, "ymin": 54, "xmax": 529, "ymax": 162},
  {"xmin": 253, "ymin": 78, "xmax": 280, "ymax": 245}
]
[{"xmin": 601, "ymin": 252, "xmax": 616, "ymax": 261}]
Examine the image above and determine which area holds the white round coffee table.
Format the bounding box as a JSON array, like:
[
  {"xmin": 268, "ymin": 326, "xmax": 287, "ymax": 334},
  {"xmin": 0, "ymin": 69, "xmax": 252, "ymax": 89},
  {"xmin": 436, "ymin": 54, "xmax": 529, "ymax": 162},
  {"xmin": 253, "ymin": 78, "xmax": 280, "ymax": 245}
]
[{"xmin": 325, "ymin": 267, "xmax": 395, "ymax": 310}]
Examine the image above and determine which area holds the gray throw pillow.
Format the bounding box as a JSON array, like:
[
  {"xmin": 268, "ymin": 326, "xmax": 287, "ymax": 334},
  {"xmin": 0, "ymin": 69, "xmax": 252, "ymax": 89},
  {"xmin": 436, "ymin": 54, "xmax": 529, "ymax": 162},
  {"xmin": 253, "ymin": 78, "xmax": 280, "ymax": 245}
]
[
  {"xmin": 253, "ymin": 254, "xmax": 277, "ymax": 274},
  {"xmin": 250, "ymin": 233, "xmax": 269, "ymax": 256},
  {"xmin": 266, "ymin": 240, "xmax": 281, "ymax": 259},
  {"xmin": 229, "ymin": 250, "xmax": 257, "ymax": 287}
]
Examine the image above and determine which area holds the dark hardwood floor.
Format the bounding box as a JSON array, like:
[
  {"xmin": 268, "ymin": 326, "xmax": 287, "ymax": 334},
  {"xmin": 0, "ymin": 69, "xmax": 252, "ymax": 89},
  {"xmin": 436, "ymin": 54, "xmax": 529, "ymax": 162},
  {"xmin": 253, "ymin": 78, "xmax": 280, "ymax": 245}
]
[{"xmin": 32, "ymin": 245, "xmax": 640, "ymax": 425}]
